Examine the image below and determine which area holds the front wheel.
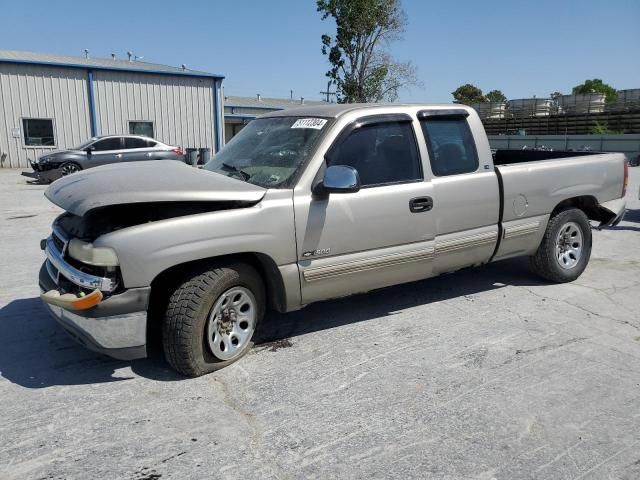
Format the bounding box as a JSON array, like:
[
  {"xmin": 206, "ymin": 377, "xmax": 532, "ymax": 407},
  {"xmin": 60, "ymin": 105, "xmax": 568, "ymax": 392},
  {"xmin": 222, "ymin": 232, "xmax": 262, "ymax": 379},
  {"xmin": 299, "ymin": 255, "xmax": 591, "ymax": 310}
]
[
  {"xmin": 162, "ymin": 263, "xmax": 265, "ymax": 377},
  {"xmin": 529, "ymin": 208, "xmax": 592, "ymax": 283},
  {"xmin": 60, "ymin": 162, "xmax": 81, "ymax": 176}
]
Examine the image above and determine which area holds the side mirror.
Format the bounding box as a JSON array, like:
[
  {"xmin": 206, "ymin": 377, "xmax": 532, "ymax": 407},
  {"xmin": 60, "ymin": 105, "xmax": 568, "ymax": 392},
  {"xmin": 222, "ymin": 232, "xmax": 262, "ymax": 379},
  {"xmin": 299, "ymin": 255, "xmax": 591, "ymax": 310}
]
[
  {"xmin": 85, "ymin": 146, "xmax": 95, "ymax": 155},
  {"xmin": 314, "ymin": 165, "xmax": 361, "ymax": 195}
]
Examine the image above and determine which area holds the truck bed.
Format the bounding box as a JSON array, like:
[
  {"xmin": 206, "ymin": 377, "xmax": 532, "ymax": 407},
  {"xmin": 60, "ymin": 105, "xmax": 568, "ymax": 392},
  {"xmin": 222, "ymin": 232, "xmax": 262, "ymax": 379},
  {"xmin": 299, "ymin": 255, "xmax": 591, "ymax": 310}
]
[{"xmin": 493, "ymin": 149, "xmax": 598, "ymax": 166}]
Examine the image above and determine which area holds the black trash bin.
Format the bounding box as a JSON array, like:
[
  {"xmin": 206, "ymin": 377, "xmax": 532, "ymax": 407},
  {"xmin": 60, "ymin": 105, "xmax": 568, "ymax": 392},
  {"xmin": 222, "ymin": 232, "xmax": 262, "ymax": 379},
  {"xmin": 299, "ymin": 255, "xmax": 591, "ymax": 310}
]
[
  {"xmin": 198, "ymin": 148, "xmax": 211, "ymax": 165},
  {"xmin": 185, "ymin": 148, "xmax": 198, "ymax": 167}
]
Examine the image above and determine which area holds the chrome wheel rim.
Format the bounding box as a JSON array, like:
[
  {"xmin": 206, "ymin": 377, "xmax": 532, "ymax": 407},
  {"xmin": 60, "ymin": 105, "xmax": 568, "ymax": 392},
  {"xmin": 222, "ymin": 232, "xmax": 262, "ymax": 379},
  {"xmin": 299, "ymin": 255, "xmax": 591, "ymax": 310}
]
[
  {"xmin": 206, "ymin": 286, "xmax": 256, "ymax": 361},
  {"xmin": 61, "ymin": 163, "xmax": 79, "ymax": 176},
  {"xmin": 555, "ymin": 221, "xmax": 583, "ymax": 269}
]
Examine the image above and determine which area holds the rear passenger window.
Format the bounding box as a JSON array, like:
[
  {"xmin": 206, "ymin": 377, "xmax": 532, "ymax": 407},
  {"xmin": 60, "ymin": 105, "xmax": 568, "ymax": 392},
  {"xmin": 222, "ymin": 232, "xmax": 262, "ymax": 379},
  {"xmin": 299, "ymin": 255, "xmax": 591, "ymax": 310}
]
[
  {"xmin": 421, "ymin": 118, "xmax": 479, "ymax": 176},
  {"xmin": 124, "ymin": 137, "xmax": 148, "ymax": 149},
  {"xmin": 328, "ymin": 121, "xmax": 422, "ymax": 187},
  {"xmin": 92, "ymin": 137, "xmax": 122, "ymax": 151}
]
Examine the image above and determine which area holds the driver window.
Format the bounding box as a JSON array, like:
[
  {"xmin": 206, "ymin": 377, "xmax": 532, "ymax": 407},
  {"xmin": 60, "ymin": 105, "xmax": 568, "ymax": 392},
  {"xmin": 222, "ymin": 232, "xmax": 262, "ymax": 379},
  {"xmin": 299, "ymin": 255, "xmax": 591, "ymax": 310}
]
[{"xmin": 328, "ymin": 121, "xmax": 422, "ymax": 187}]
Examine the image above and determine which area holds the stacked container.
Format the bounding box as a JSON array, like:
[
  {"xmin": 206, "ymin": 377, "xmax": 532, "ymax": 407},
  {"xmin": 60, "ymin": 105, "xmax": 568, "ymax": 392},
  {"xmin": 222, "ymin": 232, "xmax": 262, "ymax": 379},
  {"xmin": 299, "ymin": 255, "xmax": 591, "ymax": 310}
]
[
  {"xmin": 507, "ymin": 98, "xmax": 553, "ymax": 117},
  {"xmin": 557, "ymin": 94, "xmax": 606, "ymax": 114}
]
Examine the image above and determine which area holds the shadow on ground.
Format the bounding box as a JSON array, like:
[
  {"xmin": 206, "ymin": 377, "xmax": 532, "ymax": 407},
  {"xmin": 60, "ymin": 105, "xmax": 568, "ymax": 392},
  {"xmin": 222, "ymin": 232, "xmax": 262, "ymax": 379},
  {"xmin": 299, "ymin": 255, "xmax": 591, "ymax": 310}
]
[
  {"xmin": 0, "ymin": 298, "xmax": 183, "ymax": 389},
  {"xmin": 0, "ymin": 257, "xmax": 544, "ymax": 389}
]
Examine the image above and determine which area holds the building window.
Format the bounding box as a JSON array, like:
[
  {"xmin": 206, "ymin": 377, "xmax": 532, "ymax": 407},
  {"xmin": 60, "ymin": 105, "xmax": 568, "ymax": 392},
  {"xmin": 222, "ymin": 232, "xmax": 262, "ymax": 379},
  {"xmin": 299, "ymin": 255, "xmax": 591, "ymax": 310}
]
[
  {"xmin": 129, "ymin": 121, "xmax": 154, "ymax": 138},
  {"xmin": 22, "ymin": 118, "xmax": 55, "ymax": 147}
]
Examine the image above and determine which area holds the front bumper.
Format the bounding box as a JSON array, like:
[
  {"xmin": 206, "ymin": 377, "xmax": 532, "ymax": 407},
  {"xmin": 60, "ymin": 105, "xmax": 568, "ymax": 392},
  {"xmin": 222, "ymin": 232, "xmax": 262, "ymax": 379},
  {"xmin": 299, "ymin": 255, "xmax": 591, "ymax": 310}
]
[
  {"xmin": 39, "ymin": 262, "xmax": 150, "ymax": 361},
  {"xmin": 27, "ymin": 161, "xmax": 62, "ymax": 183}
]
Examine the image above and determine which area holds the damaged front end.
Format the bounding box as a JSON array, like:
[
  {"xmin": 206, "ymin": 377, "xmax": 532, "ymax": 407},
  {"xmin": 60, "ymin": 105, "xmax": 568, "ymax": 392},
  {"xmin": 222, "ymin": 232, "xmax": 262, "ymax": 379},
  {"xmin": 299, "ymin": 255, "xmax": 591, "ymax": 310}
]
[
  {"xmin": 39, "ymin": 197, "xmax": 261, "ymax": 360},
  {"xmin": 39, "ymin": 162, "xmax": 268, "ymax": 359},
  {"xmin": 42, "ymin": 199, "xmax": 258, "ymax": 306}
]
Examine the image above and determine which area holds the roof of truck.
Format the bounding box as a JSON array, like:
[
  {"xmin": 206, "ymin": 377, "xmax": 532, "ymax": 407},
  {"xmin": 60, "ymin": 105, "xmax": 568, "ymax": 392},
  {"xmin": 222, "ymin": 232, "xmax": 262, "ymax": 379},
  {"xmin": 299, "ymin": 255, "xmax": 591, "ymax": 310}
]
[{"xmin": 261, "ymin": 103, "xmax": 469, "ymax": 119}]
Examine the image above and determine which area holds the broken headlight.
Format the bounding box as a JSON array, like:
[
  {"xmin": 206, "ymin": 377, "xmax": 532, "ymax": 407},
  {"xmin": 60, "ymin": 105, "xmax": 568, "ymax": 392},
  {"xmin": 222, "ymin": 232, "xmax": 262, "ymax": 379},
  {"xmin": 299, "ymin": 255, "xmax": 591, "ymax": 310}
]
[{"xmin": 68, "ymin": 238, "xmax": 119, "ymax": 267}]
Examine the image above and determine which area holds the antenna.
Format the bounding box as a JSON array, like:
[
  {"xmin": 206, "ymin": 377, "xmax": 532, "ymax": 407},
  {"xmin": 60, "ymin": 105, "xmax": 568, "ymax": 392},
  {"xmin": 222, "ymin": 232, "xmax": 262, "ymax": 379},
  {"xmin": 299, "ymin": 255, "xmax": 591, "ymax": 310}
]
[
  {"xmin": 290, "ymin": 89, "xmax": 293, "ymax": 101},
  {"xmin": 84, "ymin": 49, "xmax": 89, "ymax": 58}
]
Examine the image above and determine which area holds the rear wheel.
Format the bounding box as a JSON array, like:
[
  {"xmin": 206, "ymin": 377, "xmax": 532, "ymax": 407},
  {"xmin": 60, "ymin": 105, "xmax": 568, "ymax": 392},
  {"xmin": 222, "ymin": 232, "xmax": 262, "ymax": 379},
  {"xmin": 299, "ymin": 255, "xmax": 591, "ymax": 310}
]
[
  {"xmin": 60, "ymin": 162, "xmax": 81, "ymax": 176},
  {"xmin": 529, "ymin": 208, "xmax": 592, "ymax": 283},
  {"xmin": 162, "ymin": 263, "xmax": 265, "ymax": 377}
]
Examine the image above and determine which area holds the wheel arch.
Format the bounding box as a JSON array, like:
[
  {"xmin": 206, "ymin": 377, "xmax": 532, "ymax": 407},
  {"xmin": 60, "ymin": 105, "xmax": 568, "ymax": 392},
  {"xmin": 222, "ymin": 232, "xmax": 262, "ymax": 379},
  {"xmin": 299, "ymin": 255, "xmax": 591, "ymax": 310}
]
[
  {"xmin": 551, "ymin": 195, "xmax": 613, "ymax": 224},
  {"xmin": 149, "ymin": 252, "xmax": 288, "ymax": 314}
]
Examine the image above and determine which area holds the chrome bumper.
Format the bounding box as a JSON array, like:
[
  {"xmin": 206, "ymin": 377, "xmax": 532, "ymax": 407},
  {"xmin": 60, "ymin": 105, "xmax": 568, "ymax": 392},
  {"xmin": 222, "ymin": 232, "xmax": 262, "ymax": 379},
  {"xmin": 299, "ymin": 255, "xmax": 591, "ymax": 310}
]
[{"xmin": 39, "ymin": 262, "xmax": 149, "ymax": 360}]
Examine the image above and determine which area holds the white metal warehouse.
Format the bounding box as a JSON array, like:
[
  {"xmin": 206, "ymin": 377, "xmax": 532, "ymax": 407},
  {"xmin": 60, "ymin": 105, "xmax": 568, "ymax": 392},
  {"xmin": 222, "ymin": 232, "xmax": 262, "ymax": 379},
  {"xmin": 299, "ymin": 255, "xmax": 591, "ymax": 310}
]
[{"xmin": 0, "ymin": 50, "xmax": 224, "ymax": 168}]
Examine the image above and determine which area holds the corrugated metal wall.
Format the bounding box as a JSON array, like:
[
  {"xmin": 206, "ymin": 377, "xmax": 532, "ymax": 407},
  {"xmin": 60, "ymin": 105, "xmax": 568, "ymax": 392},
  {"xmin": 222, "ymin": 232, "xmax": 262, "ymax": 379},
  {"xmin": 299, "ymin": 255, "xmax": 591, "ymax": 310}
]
[
  {"xmin": 0, "ymin": 63, "xmax": 91, "ymax": 168},
  {"xmin": 93, "ymin": 71, "xmax": 215, "ymax": 150}
]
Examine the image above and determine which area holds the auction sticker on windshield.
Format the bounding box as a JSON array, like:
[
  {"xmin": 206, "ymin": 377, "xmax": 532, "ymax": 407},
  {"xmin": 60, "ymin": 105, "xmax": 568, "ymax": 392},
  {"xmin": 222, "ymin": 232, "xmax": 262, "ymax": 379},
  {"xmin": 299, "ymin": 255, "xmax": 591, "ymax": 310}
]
[{"xmin": 291, "ymin": 118, "xmax": 327, "ymax": 130}]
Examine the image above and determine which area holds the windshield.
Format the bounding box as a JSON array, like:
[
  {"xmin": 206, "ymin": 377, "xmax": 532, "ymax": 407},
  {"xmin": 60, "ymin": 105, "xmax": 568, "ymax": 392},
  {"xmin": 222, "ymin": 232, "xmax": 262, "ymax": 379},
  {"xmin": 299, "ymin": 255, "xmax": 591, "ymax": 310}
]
[
  {"xmin": 204, "ymin": 117, "xmax": 329, "ymax": 188},
  {"xmin": 72, "ymin": 138, "xmax": 98, "ymax": 150}
]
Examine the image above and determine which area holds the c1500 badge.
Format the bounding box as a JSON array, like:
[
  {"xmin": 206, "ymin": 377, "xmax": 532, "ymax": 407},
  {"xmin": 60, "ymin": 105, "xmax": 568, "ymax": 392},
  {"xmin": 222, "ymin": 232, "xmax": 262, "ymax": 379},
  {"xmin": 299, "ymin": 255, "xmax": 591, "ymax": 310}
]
[{"xmin": 302, "ymin": 248, "xmax": 331, "ymax": 258}]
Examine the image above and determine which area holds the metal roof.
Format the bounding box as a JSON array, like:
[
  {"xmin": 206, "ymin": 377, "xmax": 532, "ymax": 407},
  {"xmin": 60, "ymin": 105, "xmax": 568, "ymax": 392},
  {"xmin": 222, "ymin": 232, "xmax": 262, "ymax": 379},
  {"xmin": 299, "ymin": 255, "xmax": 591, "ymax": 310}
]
[
  {"xmin": 225, "ymin": 95, "xmax": 327, "ymax": 110},
  {"xmin": 0, "ymin": 49, "xmax": 224, "ymax": 79}
]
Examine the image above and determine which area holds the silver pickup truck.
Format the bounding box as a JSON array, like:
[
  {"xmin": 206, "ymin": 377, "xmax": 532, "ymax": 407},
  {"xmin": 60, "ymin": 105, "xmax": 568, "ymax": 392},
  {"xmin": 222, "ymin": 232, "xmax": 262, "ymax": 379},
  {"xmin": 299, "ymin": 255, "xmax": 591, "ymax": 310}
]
[{"xmin": 38, "ymin": 104, "xmax": 628, "ymax": 377}]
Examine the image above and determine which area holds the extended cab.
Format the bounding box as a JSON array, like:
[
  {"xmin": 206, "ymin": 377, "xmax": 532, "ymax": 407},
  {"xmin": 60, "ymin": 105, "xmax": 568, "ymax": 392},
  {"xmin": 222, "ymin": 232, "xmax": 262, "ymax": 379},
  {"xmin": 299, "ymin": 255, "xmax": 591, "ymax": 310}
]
[{"xmin": 38, "ymin": 104, "xmax": 628, "ymax": 376}]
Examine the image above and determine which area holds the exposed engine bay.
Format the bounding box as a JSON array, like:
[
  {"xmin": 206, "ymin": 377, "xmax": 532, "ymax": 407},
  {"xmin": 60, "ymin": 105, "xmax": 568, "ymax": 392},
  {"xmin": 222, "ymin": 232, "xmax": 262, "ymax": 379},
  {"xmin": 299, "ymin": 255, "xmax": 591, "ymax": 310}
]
[{"xmin": 56, "ymin": 200, "xmax": 258, "ymax": 241}]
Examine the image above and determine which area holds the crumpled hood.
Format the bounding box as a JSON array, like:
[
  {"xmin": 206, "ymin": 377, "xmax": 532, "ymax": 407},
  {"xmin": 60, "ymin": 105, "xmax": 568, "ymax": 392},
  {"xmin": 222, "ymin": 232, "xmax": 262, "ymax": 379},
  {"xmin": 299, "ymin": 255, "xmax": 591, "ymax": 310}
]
[
  {"xmin": 37, "ymin": 149, "xmax": 75, "ymax": 161},
  {"xmin": 45, "ymin": 161, "xmax": 266, "ymax": 216}
]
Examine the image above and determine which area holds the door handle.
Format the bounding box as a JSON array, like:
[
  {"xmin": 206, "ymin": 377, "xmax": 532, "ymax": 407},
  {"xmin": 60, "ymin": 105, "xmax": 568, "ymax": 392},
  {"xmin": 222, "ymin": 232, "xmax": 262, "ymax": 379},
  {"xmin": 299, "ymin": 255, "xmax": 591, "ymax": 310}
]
[
  {"xmin": 409, "ymin": 196, "xmax": 433, "ymax": 213},
  {"xmin": 115, "ymin": 153, "xmax": 122, "ymax": 158}
]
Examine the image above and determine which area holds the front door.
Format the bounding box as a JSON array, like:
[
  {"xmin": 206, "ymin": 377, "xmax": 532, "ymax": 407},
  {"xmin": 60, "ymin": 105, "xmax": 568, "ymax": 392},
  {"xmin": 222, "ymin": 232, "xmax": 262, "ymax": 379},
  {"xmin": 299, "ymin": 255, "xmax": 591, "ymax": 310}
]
[
  {"xmin": 295, "ymin": 115, "xmax": 436, "ymax": 304},
  {"xmin": 88, "ymin": 137, "xmax": 123, "ymax": 167}
]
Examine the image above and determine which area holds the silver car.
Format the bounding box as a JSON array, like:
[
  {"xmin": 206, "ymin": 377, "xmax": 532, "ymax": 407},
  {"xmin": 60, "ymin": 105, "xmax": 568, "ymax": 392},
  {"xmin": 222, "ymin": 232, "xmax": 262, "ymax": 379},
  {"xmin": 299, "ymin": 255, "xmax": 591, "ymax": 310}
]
[{"xmin": 26, "ymin": 135, "xmax": 184, "ymax": 182}]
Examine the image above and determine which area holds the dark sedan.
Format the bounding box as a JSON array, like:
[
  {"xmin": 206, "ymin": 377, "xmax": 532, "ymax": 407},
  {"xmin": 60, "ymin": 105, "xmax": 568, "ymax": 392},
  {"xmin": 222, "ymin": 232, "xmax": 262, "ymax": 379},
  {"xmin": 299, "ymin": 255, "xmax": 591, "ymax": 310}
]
[{"xmin": 24, "ymin": 135, "xmax": 184, "ymax": 183}]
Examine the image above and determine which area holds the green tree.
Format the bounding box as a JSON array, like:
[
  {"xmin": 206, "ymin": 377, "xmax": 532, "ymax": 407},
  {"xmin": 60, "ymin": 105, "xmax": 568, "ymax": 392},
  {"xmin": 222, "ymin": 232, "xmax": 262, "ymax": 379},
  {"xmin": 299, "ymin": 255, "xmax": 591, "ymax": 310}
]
[
  {"xmin": 549, "ymin": 91, "xmax": 562, "ymax": 101},
  {"xmin": 591, "ymin": 121, "xmax": 623, "ymax": 135},
  {"xmin": 452, "ymin": 84, "xmax": 486, "ymax": 105},
  {"xmin": 485, "ymin": 89, "xmax": 507, "ymax": 103},
  {"xmin": 572, "ymin": 79, "xmax": 618, "ymax": 104},
  {"xmin": 317, "ymin": 0, "xmax": 419, "ymax": 103}
]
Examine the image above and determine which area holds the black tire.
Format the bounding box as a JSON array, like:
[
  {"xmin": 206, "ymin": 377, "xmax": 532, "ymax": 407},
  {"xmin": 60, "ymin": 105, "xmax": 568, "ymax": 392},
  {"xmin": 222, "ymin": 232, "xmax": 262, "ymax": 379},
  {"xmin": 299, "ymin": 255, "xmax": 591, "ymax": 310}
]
[
  {"xmin": 162, "ymin": 263, "xmax": 265, "ymax": 377},
  {"xmin": 60, "ymin": 162, "xmax": 82, "ymax": 176},
  {"xmin": 529, "ymin": 208, "xmax": 592, "ymax": 283}
]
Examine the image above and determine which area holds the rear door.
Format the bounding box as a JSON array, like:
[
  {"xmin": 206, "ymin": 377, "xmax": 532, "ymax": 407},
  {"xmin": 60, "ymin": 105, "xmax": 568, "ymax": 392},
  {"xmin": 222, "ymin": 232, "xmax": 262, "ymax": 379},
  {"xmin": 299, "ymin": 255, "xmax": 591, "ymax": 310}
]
[
  {"xmin": 295, "ymin": 114, "xmax": 437, "ymax": 304},
  {"xmin": 122, "ymin": 137, "xmax": 155, "ymax": 162},
  {"xmin": 417, "ymin": 110, "xmax": 500, "ymax": 274},
  {"xmin": 88, "ymin": 137, "xmax": 123, "ymax": 167}
]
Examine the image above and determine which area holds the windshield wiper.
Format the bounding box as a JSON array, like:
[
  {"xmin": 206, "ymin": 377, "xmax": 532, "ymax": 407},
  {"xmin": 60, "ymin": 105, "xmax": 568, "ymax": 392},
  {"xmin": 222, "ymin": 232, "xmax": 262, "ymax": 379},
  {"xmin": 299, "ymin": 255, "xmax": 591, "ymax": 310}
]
[{"xmin": 221, "ymin": 162, "xmax": 251, "ymax": 181}]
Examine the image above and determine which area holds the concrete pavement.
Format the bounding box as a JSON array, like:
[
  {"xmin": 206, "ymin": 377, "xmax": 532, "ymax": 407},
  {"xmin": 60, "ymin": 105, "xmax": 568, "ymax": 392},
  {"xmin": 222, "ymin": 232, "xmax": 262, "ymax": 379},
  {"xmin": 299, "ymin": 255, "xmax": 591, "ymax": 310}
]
[{"xmin": 1, "ymin": 168, "xmax": 639, "ymax": 479}]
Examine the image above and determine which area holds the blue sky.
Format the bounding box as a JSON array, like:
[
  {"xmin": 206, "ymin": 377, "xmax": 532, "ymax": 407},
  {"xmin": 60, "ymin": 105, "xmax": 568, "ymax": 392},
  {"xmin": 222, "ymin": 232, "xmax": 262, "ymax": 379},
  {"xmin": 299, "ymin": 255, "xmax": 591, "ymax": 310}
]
[{"xmin": 2, "ymin": 0, "xmax": 638, "ymax": 102}]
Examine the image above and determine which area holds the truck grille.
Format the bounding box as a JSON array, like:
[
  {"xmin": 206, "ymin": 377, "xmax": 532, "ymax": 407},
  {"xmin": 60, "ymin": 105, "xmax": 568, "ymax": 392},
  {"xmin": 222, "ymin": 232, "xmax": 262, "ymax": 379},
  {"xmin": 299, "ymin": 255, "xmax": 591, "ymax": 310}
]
[{"xmin": 51, "ymin": 231, "xmax": 66, "ymax": 253}]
